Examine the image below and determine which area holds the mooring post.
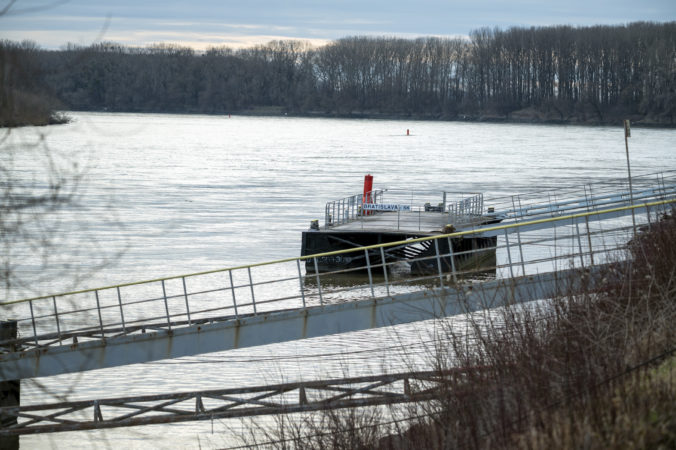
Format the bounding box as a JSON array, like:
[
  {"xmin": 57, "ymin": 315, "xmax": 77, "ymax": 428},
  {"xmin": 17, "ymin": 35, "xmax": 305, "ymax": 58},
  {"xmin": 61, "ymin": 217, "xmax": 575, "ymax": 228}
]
[
  {"xmin": 0, "ymin": 320, "xmax": 20, "ymax": 450},
  {"xmin": 624, "ymin": 119, "xmax": 636, "ymax": 235}
]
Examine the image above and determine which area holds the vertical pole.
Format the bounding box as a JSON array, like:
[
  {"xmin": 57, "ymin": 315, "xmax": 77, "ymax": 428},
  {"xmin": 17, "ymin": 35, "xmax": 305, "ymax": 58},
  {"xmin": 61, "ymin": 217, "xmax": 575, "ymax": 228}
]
[
  {"xmin": 624, "ymin": 119, "xmax": 636, "ymax": 235},
  {"xmin": 434, "ymin": 239, "xmax": 444, "ymax": 287},
  {"xmin": 658, "ymin": 173, "xmax": 666, "ymax": 199},
  {"xmin": 181, "ymin": 277, "xmax": 191, "ymax": 325},
  {"xmin": 313, "ymin": 257, "xmax": 323, "ymax": 305},
  {"xmin": 161, "ymin": 281, "xmax": 171, "ymax": 331},
  {"xmin": 229, "ymin": 270, "xmax": 238, "ymax": 318},
  {"xmin": 585, "ymin": 216, "xmax": 595, "ymax": 267},
  {"xmin": 52, "ymin": 296, "xmax": 61, "ymax": 342},
  {"xmin": 514, "ymin": 224, "xmax": 526, "ymax": 276},
  {"xmin": 93, "ymin": 400, "xmax": 103, "ymax": 422},
  {"xmin": 587, "ymin": 184, "xmax": 595, "ymax": 210},
  {"xmin": 511, "ymin": 195, "xmax": 519, "ymax": 222},
  {"xmin": 94, "ymin": 290, "xmax": 105, "ymax": 338},
  {"xmin": 28, "ymin": 300, "xmax": 38, "ymax": 346},
  {"xmin": 517, "ymin": 195, "xmax": 526, "ymax": 221},
  {"xmin": 116, "ymin": 287, "xmax": 127, "ymax": 333},
  {"xmin": 379, "ymin": 247, "xmax": 390, "ymax": 297},
  {"xmin": 365, "ymin": 249, "xmax": 375, "ymax": 298},
  {"xmin": 575, "ymin": 221, "xmax": 585, "ymax": 267},
  {"xmin": 297, "ymin": 259, "xmax": 307, "ymax": 308},
  {"xmin": 570, "ymin": 220, "xmax": 576, "ymax": 268},
  {"xmin": 447, "ymin": 237, "xmax": 457, "ymax": 283},
  {"xmin": 504, "ymin": 230, "xmax": 515, "ymax": 279},
  {"xmin": 0, "ymin": 320, "xmax": 19, "ymax": 450},
  {"xmin": 247, "ymin": 267, "xmax": 256, "ymax": 315}
]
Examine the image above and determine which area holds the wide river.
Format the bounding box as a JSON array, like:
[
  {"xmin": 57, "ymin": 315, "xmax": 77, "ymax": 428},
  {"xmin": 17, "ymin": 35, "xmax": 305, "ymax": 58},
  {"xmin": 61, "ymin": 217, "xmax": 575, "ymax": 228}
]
[{"xmin": 4, "ymin": 113, "xmax": 675, "ymax": 448}]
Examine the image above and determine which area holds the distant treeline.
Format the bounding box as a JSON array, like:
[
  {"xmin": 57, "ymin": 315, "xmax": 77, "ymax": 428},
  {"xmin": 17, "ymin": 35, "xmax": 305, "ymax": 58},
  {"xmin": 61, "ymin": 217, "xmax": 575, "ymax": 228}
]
[{"xmin": 2, "ymin": 22, "xmax": 675, "ymax": 126}]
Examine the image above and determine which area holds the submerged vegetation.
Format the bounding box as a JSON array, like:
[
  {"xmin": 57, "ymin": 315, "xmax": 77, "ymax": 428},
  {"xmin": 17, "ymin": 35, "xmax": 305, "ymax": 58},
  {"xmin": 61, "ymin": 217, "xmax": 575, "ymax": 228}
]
[
  {"xmin": 2, "ymin": 22, "xmax": 675, "ymax": 127},
  {"xmin": 243, "ymin": 211, "xmax": 676, "ymax": 448}
]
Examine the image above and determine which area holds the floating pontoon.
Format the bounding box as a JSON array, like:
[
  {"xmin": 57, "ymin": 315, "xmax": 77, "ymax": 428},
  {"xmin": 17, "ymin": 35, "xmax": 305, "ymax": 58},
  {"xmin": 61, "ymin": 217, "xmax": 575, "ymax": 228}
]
[{"xmin": 301, "ymin": 175, "xmax": 501, "ymax": 275}]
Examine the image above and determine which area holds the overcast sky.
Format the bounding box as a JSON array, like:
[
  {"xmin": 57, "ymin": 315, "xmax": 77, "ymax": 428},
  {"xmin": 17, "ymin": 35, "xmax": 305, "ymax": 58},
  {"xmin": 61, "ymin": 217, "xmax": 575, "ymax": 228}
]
[{"xmin": 1, "ymin": 0, "xmax": 675, "ymax": 50}]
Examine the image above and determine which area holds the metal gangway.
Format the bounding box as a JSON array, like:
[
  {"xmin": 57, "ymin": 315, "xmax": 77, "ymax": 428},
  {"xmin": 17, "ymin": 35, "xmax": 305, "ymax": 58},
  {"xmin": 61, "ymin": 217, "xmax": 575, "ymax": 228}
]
[
  {"xmin": 489, "ymin": 171, "xmax": 675, "ymax": 224},
  {"xmin": 1, "ymin": 173, "xmax": 675, "ymax": 435}
]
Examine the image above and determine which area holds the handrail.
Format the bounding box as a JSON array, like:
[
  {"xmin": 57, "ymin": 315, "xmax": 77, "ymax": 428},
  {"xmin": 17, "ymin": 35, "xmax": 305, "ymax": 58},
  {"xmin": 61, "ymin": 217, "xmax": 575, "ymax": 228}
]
[
  {"xmin": 486, "ymin": 170, "xmax": 675, "ymax": 207},
  {"xmin": 3, "ymin": 197, "xmax": 674, "ymax": 306},
  {"xmin": 447, "ymin": 193, "xmax": 483, "ymax": 224},
  {"xmin": 498, "ymin": 184, "xmax": 676, "ymax": 219}
]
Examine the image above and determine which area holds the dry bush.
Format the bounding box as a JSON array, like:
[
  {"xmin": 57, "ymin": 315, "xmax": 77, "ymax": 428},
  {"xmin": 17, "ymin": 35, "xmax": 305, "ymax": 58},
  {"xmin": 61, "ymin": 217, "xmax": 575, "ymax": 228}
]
[
  {"xmin": 248, "ymin": 212, "xmax": 676, "ymax": 449},
  {"xmin": 402, "ymin": 211, "xmax": 676, "ymax": 449}
]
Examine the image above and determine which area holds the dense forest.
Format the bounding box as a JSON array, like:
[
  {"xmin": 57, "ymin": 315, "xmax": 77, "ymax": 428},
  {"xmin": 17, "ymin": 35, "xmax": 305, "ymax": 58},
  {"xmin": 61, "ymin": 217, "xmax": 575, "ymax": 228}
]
[{"xmin": 2, "ymin": 21, "xmax": 675, "ymax": 126}]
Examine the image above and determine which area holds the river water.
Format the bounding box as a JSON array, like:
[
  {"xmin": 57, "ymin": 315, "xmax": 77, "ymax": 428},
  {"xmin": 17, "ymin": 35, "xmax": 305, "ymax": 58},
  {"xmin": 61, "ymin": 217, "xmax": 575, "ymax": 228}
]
[{"xmin": 4, "ymin": 113, "xmax": 675, "ymax": 448}]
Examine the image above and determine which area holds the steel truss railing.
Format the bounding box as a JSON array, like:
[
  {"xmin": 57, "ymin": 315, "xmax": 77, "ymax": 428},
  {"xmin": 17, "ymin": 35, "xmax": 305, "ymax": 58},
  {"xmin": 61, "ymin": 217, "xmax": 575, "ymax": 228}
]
[
  {"xmin": 0, "ymin": 367, "xmax": 487, "ymax": 436},
  {"xmin": 324, "ymin": 189, "xmax": 385, "ymax": 227},
  {"xmin": 1, "ymin": 197, "xmax": 673, "ymax": 357}
]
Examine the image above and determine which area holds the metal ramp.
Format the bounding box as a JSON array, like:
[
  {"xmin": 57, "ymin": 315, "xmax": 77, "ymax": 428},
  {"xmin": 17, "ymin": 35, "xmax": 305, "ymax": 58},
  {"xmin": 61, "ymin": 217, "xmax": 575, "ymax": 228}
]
[
  {"xmin": 1, "ymin": 198, "xmax": 673, "ymax": 380},
  {"xmin": 0, "ymin": 267, "xmax": 597, "ymax": 381},
  {"xmin": 489, "ymin": 171, "xmax": 676, "ymax": 223},
  {"xmin": 0, "ymin": 173, "xmax": 675, "ymax": 436}
]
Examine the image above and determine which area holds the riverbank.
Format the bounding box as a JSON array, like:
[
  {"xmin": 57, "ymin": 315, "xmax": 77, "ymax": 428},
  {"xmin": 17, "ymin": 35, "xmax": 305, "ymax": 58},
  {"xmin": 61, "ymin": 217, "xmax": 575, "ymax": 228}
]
[
  {"xmin": 254, "ymin": 105, "xmax": 675, "ymax": 128},
  {"xmin": 0, "ymin": 109, "xmax": 70, "ymax": 128},
  {"xmin": 54, "ymin": 105, "xmax": 676, "ymax": 129},
  {"xmin": 250, "ymin": 211, "xmax": 676, "ymax": 449},
  {"xmin": 399, "ymin": 211, "xmax": 676, "ymax": 448},
  {"xmin": 395, "ymin": 211, "xmax": 676, "ymax": 448}
]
